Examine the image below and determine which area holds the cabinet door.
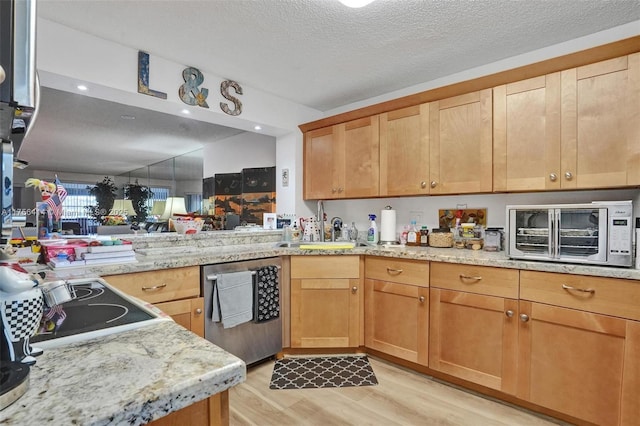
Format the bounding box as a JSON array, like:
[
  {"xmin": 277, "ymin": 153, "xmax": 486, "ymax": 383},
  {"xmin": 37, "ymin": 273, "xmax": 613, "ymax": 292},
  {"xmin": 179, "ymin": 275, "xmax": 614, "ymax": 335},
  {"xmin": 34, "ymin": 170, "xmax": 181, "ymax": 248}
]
[
  {"xmin": 342, "ymin": 116, "xmax": 379, "ymax": 198},
  {"xmin": 560, "ymin": 53, "xmax": 640, "ymax": 188},
  {"xmin": 303, "ymin": 125, "xmax": 343, "ymax": 199},
  {"xmin": 493, "ymin": 73, "xmax": 561, "ymax": 191},
  {"xmin": 155, "ymin": 297, "xmax": 205, "ymax": 338},
  {"xmin": 429, "ymin": 288, "xmax": 518, "ymax": 394},
  {"xmin": 379, "ymin": 104, "xmax": 430, "ymax": 196},
  {"xmin": 429, "ymin": 89, "xmax": 493, "ymax": 194},
  {"xmin": 364, "ymin": 280, "xmax": 428, "ymax": 365},
  {"xmin": 290, "ymin": 277, "xmax": 360, "ymax": 348},
  {"xmin": 622, "ymin": 320, "xmax": 640, "ymax": 426},
  {"xmin": 517, "ymin": 301, "xmax": 626, "ymax": 426}
]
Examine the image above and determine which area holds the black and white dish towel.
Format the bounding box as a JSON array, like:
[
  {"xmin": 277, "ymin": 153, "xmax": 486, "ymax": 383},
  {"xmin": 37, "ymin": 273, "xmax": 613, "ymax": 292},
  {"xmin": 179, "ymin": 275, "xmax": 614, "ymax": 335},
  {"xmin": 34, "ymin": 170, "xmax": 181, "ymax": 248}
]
[{"xmin": 254, "ymin": 265, "xmax": 279, "ymax": 323}]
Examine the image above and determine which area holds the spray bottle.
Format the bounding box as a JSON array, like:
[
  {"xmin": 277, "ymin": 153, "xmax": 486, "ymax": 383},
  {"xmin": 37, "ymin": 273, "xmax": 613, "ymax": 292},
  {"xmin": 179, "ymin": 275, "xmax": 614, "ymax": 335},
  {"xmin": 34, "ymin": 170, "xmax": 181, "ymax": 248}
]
[{"xmin": 367, "ymin": 214, "xmax": 379, "ymax": 244}]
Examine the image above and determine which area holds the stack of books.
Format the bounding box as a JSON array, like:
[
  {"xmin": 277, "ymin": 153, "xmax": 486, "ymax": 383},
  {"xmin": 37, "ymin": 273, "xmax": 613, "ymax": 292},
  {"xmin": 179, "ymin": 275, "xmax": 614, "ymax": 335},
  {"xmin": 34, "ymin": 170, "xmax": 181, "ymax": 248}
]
[
  {"xmin": 48, "ymin": 241, "xmax": 137, "ymax": 268},
  {"xmin": 82, "ymin": 243, "xmax": 137, "ymax": 265}
]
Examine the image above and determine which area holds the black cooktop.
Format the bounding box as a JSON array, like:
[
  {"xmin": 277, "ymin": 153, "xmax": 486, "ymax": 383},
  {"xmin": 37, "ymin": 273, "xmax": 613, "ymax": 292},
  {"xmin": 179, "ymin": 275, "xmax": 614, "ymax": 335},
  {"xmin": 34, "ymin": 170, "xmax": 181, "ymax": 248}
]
[{"xmin": 31, "ymin": 281, "xmax": 155, "ymax": 344}]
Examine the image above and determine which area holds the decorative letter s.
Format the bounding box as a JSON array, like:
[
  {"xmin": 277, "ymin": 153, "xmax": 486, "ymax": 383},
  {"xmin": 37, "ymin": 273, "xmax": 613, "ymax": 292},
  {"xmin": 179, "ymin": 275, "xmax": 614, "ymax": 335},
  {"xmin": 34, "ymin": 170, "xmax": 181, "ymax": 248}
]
[{"xmin": 220, "ymin": 80, "xmax": 243, "ymax": 116}]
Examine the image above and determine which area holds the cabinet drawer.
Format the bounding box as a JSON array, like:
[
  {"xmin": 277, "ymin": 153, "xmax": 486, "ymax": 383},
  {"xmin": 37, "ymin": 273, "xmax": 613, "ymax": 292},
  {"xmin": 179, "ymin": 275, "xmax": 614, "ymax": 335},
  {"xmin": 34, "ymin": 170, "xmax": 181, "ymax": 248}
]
[
  {"xmin": 520, "ymin": 270, "xmax": 640, "ymax": 321},
  {"xmin": 365, "ymin": 257, "xmax": 429, "ymax": 287},
  {"xmin": 103, "ymin": 266, "xmax": 200, "ymax": 304},
  {"xmin": 430, "ymin": 262, "xmax": 518, "ymax": 299},
  {"xmin": 291, "ymin": 255, "xmax": 359, "ymax": 279}
]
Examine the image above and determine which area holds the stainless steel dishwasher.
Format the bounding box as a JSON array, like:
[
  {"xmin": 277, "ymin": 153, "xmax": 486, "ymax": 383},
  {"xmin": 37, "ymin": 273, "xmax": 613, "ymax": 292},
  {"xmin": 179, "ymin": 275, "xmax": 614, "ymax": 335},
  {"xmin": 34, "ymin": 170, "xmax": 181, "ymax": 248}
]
[{"xmin": 201, "ymin": 257, "xmax": 282, "ymax": 365}]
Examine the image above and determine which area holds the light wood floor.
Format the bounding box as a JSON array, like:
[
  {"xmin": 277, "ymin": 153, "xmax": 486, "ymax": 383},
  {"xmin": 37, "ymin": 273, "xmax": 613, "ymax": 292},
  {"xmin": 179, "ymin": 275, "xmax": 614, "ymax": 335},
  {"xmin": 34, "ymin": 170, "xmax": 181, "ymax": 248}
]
[{"xmin": 228, "ymin": 356, "xmax": 570, "ymax": 426}]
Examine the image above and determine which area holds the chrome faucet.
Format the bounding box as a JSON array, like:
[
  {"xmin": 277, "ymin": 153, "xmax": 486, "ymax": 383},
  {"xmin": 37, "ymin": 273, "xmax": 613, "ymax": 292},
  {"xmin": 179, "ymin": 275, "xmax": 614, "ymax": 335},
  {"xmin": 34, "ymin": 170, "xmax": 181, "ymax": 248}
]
[{"xmin": 317, "ymin": 200, "xmax": 325, "ymax": 242}]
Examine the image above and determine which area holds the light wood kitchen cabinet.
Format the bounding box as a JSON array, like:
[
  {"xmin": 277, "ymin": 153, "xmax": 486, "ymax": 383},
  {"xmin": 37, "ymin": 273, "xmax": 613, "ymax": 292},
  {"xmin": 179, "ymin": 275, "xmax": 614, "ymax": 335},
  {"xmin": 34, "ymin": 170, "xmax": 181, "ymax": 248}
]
[
  {"xmin": 519, "ymin": 270, "xmax": 640, "ymax": 426},
  {"xmin": 493, "ymin": 73, "xmax": 562, "ymax": 192},
  {"xmin": 364, "ymin": 257, "xmax": 429, "ymax": 365},
  {"xmin": 379, "ymin": 104, "xmax": 430, "ymax": 196},
  {"xmin": 303, "ymin": 116, "xmax": 379, "ymax": 200},
  {"xmin": 103, "ymin": 266, "xmax": 204, "ymax": 335},
  {"xmin": 517, "ymin": 301, "xmax": 627, "ymax": 426},
  {"xmin": 290, "ymin": 255, "xmax": 362, "ymax": 348},
  {"xmin": 429, "ymin": 263, "xmax": 519, "ymax": 394},
  {"xmin": 429, "ymin": 89, "xmax": 493, "ymax": 194},
  {"xmin": 559, "ymin": 53, "xmax": 640, "ymax": 189}
]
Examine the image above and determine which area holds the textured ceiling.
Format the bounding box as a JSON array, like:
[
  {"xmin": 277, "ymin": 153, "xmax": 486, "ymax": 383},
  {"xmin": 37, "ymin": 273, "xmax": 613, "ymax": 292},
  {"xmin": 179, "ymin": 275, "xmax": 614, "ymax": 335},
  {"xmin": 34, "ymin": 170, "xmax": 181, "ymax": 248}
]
[
  {"xmin": 38, "ymin": 0, "xmax": 640, "ymax": 111},
  {"xmin": 20, "ymin": 0, "xmax": 640, "ymax": 177}
]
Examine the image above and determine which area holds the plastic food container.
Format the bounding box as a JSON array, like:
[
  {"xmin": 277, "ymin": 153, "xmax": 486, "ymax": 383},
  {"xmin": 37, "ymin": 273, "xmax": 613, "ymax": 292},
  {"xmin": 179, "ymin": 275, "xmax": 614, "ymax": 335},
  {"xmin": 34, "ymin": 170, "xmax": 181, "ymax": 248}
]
[{"xmin": 429, "ymin": 228, "xmax": 454, "ymax": 247}]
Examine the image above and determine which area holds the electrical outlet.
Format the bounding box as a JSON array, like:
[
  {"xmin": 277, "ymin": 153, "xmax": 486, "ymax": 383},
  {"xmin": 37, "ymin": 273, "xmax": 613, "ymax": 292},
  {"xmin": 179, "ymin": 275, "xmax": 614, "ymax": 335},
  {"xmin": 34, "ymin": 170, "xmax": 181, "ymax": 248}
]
[{"xmin": 409, "ymin": 210, "xmax": 424, "ymax": 224}]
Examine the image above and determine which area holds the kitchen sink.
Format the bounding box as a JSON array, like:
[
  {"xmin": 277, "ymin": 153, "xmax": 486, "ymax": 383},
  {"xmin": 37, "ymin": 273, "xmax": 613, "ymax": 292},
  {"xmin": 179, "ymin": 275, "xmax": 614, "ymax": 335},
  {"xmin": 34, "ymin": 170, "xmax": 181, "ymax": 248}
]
[{"xmin": 274, "ymin": 241, "xmax": 370, "ymax": 249}]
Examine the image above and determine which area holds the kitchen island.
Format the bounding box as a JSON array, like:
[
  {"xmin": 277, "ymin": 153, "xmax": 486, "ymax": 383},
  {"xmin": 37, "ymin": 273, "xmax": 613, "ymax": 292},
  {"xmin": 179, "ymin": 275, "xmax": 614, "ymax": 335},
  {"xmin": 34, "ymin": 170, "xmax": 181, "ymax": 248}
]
[{"xmin": 1, "ymin": 320, "xmax": 245, "ymax": 425}]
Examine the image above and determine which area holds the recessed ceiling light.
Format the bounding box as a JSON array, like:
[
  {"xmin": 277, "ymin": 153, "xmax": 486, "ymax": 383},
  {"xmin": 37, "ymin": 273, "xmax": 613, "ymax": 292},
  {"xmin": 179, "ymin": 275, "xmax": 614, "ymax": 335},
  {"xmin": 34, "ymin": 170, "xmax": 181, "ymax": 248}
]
[
  {"xmin": 338, "ymin": 0, "xmax": 375, "ymax": 8},
  {"xmin": 254, "ymin": 125, "xmax": 262, "ymax": 131},
  {"xmin": 120, "ymin": 115, "xmax": 136, "ymax": 120},
  {"xmin": 181, "ymin": 109, "xmax": 190, "ymax": 115},
  {"xmin": 77, "ymin": 84, "xmax": 88, "ymax": 91}
]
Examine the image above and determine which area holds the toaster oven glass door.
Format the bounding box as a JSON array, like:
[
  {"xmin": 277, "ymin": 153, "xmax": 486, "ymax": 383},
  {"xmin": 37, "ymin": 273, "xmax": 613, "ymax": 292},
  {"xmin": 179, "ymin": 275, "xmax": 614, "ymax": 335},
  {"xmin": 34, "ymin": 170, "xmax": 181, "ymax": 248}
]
[
  {"xmin": 555, "ymin": 207, "xmax": 607, "ymax": 262},
  {"xmin": 510, "ymin": 208, "xmax": 553, "ymax": 258}
]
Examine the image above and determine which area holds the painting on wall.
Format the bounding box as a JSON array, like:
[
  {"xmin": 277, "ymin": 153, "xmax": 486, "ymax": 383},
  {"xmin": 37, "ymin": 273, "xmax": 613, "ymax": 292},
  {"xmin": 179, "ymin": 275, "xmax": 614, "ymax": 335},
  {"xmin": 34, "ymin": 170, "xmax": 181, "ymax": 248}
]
[
  {"xmin": 213, "ymin": 173, "xmax": 242, "ymax": 216},
  {"xmin": 241, "ymin": 167, "xmax": 276, "ymax": 225},
  {"xmin": 210, "ymin": 167, "xmax": 276, "ymax": 226}
]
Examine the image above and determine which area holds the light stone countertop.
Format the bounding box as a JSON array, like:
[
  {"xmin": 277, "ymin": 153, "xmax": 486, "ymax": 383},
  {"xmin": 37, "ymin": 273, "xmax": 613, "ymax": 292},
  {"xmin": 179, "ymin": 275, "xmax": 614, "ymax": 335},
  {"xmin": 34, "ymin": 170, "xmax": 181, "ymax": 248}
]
[
  {"xmin": 1, "ymin": 321, "xmax": 245, "ymax": 426},
  {"xmin": 45, "ymin": 233, "xmax": 640, "ymax": 281}
]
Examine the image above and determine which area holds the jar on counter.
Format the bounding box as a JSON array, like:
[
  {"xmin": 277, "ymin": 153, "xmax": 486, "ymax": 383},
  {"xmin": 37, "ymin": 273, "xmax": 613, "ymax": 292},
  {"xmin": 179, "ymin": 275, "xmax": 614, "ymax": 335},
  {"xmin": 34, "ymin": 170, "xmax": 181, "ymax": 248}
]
[
  {"xmin": 429, "ymin": 228, "xmax": 454, "ymax": 248},
  {"xmin": 420, "ymin": 226, "xmax": 429, "ymax": 247},
  {"xmin": 484, "ymin": 228, "xmax": 504, "ymax": 251}
]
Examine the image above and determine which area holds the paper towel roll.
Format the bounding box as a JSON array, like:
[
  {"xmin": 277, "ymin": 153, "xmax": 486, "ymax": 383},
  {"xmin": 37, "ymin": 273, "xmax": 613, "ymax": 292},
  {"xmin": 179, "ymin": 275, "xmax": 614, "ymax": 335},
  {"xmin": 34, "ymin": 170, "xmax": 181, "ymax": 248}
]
[{"xmin": 380, "ymin": 208, "xmax": 397, "ymax": 243}]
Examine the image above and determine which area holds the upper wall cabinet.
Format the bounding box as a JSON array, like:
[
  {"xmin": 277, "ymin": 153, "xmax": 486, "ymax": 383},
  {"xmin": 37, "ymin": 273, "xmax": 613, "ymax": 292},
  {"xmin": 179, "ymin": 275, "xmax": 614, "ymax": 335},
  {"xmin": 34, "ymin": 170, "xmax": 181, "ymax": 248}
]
[
  {"xmin": 379, "ymin": 104, "xmax": 430, "ymax": 196},
  {"xmin": 493, "ymin": 73, "xmax": 562, "ymax": 192},
  {"xmin": 560, "ymin": 53, "xmax": 640, "ymax": 189},
  {"xmin": 304, "ymin": 116, "xmax": 379, "ymax": 200},
  {"xmin": 429, "ymin": 89, "xmax": 493, "ymax": 194}
]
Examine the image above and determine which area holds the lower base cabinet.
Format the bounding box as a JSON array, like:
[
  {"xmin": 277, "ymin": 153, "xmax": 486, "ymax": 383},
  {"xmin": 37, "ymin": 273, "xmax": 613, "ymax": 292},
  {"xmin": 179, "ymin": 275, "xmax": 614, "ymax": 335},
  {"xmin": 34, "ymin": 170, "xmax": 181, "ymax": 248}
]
[
  {"xmin": 429, "ymin": 288, "xmax": 518, "ymax": 394},
  {"xmin": 290, "ymin": 256, "xmax": 361, "ymax": 348},
  {"xmin": 517, "ymin": 301, "xmax": 629, "ymax": 426},
  {"xmin": 148, "ymin": 390, "xmax": 229, "ymax": 426},
  {"xmin": 365, "ymin": 280, "xmax": 429, "ymax": 365}
]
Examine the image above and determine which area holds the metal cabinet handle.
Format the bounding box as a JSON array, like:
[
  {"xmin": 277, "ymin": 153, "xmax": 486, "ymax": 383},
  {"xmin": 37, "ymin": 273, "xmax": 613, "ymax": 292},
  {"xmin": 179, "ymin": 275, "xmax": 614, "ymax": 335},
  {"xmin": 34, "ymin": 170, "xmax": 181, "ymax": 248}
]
[
  {"xmin": 195, "ymin": 308, "xmax": 202, "ymax": 315},
  {"xmin": 505, "ymin": 310, "xmax": 514, "ymax": 318},
  {"xmin": 549, "ymin": 173, "xmax": 557, "ymax": 182},
  {"xmin": 520, "ymin": 314, "xmax": 530, "ymax": 322},
  {"xmin": 141, "ymin": 283, "xmax": 167, "ymax": 291},
  {"xmin": 420, "ymin": 181, "xmax": 427, "ymax": 188},
  {"xmin": 338, "ymin": 187, "xmax": 344, "ymax": 193},
  {"xmin": 430, "ymin": 181, "xmax": 437, "ymax": 188},
  {"xmin": 565, "ymin": 171, "xmax": 573, "ymax": 180},
  {"xmin": 562, "ymin": 284, "xmax": 595, "ymax": 294},
  {"xmin": 352, "ymin": 286, "xmax": 358, "ymax": 294},
  {"xmin": 332, "ymin": 188, "xmax": 337, "ymax": 193},
  {"xmin": 386, "ymin": 267, "xmax": 404, "ymax": 274},
  {"xmin": 419, "ymin": 296, "xmax": 425, "ymax": 303},
  {"xmin": 459, "ymin": 274, "xmax": 482, "ymax": 282}
]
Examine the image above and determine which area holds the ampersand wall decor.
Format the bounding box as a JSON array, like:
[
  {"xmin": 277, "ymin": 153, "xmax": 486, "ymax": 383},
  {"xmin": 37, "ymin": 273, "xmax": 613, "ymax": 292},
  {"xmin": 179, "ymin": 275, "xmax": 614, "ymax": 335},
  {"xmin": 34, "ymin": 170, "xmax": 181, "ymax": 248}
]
[{"xmin": 179, "ymin": 67, "xmax": 209, "ymax": 108}]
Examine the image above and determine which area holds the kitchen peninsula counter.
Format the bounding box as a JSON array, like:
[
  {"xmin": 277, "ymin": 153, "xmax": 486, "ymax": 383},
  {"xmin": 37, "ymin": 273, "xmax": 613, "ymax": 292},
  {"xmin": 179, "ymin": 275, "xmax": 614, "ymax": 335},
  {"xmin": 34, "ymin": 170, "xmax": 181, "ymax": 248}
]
[
  {"xmin": 1, "ymin": 320, "xmax": 245, "ymax": 426},
  {"xmin": 46, "ymin": 230, "xmax": 640, "ymax": 282}
]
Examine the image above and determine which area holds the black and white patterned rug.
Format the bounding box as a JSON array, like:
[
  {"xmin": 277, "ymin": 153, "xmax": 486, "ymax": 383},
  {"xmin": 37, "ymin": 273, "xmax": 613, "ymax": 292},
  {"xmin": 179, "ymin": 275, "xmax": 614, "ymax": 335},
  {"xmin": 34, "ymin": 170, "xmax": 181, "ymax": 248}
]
[{"xmin": 269, "ymin": 355, "xmax": 378, "ymax": 390}]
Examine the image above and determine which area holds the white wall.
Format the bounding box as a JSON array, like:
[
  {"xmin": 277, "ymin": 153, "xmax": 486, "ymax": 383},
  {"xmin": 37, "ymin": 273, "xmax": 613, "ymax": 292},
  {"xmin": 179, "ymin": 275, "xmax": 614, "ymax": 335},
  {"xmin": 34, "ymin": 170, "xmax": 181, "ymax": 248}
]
[{"xmin": 203, "ymin": 132, "xmax": 276, "ymax": 176}]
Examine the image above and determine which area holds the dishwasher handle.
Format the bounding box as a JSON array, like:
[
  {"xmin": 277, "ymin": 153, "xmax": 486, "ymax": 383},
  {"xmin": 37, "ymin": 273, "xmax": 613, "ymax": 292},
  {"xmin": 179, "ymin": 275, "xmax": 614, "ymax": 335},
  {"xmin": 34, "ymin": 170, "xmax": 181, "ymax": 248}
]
[{"xmin": 207, "ymin": 271, "xmax": 256, "ymax": 281}]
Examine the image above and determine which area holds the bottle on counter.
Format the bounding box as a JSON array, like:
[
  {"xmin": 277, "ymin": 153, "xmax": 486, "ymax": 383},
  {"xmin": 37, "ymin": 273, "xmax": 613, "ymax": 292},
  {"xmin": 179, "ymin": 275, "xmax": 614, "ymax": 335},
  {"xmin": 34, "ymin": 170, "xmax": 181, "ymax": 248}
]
[
  {"xmin": 350, "ymin": 222, "xmax": 358, "ymax": 242},
  {"xmin": 367, "ymin": 214, "xmax": 378, "ymax": 244},
  {"xmin": 406, "ymin": 220, "xmax": 420, "ymax": 246},
  {"xmin": 420, "ymin": 226, "xmax": 429, "ymax": 247}
]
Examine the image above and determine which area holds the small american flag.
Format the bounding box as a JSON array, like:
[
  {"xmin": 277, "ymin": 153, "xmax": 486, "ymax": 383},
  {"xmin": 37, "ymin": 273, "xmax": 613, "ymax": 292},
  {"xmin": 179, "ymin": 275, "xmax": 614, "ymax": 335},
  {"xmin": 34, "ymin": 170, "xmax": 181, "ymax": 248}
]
[{"xmin": 45, "ymin": 176, "xmax": 68, "ymax": 221}]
